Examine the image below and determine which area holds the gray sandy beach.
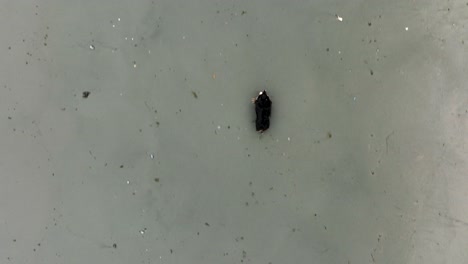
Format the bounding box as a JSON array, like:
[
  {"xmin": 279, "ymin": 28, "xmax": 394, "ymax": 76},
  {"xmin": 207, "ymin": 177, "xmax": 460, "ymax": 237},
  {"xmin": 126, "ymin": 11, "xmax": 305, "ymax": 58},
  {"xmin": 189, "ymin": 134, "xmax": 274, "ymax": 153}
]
[{"xmin": 1, "ymin": 0, "xmax": 467, "ymax": 263}]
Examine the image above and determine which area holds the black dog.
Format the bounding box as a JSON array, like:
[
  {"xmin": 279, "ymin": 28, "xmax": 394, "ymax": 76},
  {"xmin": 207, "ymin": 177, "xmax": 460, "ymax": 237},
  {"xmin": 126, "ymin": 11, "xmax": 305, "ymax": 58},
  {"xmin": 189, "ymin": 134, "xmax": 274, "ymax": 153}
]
[{"xmin": 252, "ymin": 90, "xmax": 272, "ymax": 133}]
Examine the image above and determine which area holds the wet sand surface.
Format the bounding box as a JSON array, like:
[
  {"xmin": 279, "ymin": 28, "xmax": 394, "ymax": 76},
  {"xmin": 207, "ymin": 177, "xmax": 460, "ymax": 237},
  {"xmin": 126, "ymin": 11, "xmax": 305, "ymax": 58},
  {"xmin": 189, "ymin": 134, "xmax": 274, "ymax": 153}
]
[{"xmin": 0, "ymin": 0, "xmax": 467, "ymax": 263}]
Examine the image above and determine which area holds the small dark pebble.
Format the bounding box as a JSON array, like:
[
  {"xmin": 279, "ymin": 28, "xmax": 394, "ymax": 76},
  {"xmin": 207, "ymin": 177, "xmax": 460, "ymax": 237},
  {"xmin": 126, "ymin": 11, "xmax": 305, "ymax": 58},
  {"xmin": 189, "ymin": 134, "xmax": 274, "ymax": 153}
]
[
  {"xmin": 205, "ymin": 222, "xmax": 210, "ymax": 226},
  {"xmin": 253, "ymin": 90, "xmax": 272, "ymax": 132},
  {"xmin": 113, "ymin": 243, "xmax": 117, "ymax": 248},
  {"xmin": 154, "ymin": 178, "xmax": 159, "ymax": 182},
  {"xmin": 82, "ymin": 91, "xmax": 90, "ymax": 98}
]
